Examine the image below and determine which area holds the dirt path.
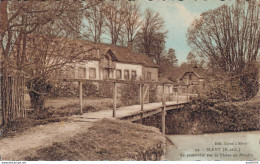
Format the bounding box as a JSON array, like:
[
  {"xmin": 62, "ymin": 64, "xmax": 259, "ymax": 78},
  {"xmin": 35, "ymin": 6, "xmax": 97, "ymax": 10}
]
[
  {"xmin": 0, "ymin": 120, "xmax": 93, "ymax": 160},
  {"xmin": 0, "ymin": 101, "xmax": 180, "ymax": 160}
]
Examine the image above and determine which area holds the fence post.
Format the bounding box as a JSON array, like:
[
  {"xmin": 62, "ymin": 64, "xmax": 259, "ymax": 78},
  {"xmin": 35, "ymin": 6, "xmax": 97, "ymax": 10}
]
[
  {"xmin": 140, "ymin": 84, "xmax": 144, "ymax": 111},
  {"xmin": 113, "ymin": 82, "xmax": 117, "ymax": 118},
  {"xmin": 177, "ymin": 87, "xmax": 179, "ymax": 103},
  {"xmin": 0, "ymin": 75, "xmax": 2, "ymax": 126},
  {"xmin": 162, "ymin": 84, "xmax": 166, "ymax": 134},
  {"xmin": 186, "ymin": 85, "xmax": 189, "ymax": 102},
  {"xmin": 140, "ymin": 84, "xmax": 144, "ymax": 124},
  {"xmin": 79, "ymin": 82, "xmax": 83, "ymax": 114}
]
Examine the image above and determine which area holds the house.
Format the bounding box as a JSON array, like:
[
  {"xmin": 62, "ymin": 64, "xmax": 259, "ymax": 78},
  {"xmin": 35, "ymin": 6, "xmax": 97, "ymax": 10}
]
[
  {"xmin": 62, "ymin": 41, "xmax": 159, "ymax": 82},
  {"xmin": 178, "ymin": 67, "xmax": 205, "ymax": 94}
]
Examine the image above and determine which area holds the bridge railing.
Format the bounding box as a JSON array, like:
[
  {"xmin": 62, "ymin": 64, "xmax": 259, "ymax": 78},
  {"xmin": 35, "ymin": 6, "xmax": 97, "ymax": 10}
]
[{"xmin": 62, "ymin": 78, "xmax": 191, "ymax": 134}]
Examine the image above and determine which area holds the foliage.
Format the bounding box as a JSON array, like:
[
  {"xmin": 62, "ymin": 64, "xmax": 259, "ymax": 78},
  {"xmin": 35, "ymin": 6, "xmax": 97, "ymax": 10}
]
[
  {"xmin": 186, "ymin": 52, "xmax": 197, "ymax": 65},
  {"xmin": 134, "ymin": 9, "xmax": 167, "ymax": 65},
  {"xmin": 187, "ymin": 0, "xmax": 260, "ymax": 100},
  {"xmin": 166, "ymin": 48, "xmax": 178, "ymax": 67},
  {"xmin": 82, "ymin": 0, "xmax": 105, "ymax": 43},
  {"xmin": 48, "ymin": 81, "xmax": 99, "ymax": 98},
  {"xmin": 200, "ymin": 63, "xmax": 259, "ymax": 101},
  {"xmin": 48, "ymin": 81, "xmax": 118, "ymax": 98},
  {"xmin": 98, "ymin": 82, "xmax": 113, "ymax": 98},
  {"xmin": 0, "ymin": 1, "xmax": 88, "ymax": 112},
  {"xmin": 149, "ymin": 85, "xmax": 159, "ymax": 103},
  {"xmin": 119, "ymin": 83, "xmax": 139, "ymax": 106},
  {"xmin": 142, "ymin": 97, "xmax": 260, "ymax": 134}
]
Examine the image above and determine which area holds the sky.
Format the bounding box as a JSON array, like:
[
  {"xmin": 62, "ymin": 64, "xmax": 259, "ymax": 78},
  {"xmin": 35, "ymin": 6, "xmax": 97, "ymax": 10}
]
[{"xmin": 139, "ymin": 0, "xmax": 234, "ymax": 64}]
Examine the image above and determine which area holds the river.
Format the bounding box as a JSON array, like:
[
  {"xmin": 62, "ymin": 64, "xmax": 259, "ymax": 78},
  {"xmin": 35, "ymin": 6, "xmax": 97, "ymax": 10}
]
[{"xmin": 164, "ymin": 131, "xmax": 260, "ymax": 161}]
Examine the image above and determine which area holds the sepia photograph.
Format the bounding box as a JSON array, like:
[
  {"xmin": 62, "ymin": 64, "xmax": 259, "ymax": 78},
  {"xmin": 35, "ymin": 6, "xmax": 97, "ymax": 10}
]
[{"xmin": 0, "ymin": 0, "xmax": 259, "ymax": 162}]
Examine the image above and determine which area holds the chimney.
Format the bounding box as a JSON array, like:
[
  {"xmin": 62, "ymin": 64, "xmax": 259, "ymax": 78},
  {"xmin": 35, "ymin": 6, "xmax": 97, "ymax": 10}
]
[{"xmin": 127, "ymin": 42, "xmax": 133, "ymax": 50}]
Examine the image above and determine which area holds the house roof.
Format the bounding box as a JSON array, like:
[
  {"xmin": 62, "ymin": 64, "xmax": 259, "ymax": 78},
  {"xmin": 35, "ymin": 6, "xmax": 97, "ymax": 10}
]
[
  {"xmin": 92, "ymin": 42, "xmax": 159, "ymax": 68},
  {"xmin": 25, "ymin": 35, "xmax": 159, "ymax": 68},
  {"xmin": 70, "ymin": 39, "xmax": 159, "ymax": 68},
  {"xmin": 158, "ymin": 77, "xmax": 174, "ymax": 84},
  {"xmin": 178, "ymin": 67, "xmax": 206, "ymax": 80}
]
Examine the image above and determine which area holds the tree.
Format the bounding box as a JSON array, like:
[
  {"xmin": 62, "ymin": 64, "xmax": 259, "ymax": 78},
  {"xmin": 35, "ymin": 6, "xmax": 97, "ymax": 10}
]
[
  {"xmin": 103, "ymin": 0, "xmax": 127, "ymax": 45},
  {"xmin": 167, "ymin": 48, "xmax": 178, "ymax": 67},
  {"xmin": 134, "ymin": 9, "xmax": 167, "ymax": 64},
  {"xmin": 124, "ymin": 2, "xmax": 141, "ymax": 43},
  {"xmin": 0, "ymin": 1, "xmax": 95, "ymax": 113},
  {"xmin": 187, "ymin": 0, "xmax": 260, "ymax": 99},
  {"xmin": 82, "ymin": 0, "xmax": 105, "ymax": 43},
  {"xmin": 186, "ymin": 52, "xmax": 197, "ymax": 65}
]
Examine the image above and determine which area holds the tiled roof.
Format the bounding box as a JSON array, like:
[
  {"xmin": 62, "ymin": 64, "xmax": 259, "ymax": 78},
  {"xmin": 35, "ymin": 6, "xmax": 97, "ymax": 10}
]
[
  {"xmin": 158, "ymin": 77, "xmax": 174, "ymax": 84},
  {"xmin": 98, "ymin": 43, "xmax": 159, "ymax": 68},
  {"xmin": 178, "ymin": 67, "xmax": 206, "ymax": 80},
  {"xmin": 32, "ymin": 36, "xmax": 159, "ymax": 68},
  {"xmin": 74, "ymin": 39, "xmax": 159, "ymax": 68}
]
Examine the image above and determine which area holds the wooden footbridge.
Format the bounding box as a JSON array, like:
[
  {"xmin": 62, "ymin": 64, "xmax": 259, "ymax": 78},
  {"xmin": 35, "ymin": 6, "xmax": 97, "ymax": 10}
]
[{"xmin": 64, "ymin": 78, "xmax": 190, "ymax": 134}]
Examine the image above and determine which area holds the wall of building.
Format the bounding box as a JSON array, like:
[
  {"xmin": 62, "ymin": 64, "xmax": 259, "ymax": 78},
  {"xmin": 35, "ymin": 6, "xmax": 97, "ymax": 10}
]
[
  {"xmin": 64, "ymin": 61, "xmax": 158, "ymax": 82},
  {"xmin": 143, "ymin": 67, "xmax": 159, "ymax": 81},
  {"xmin": 75, "ymin": 60, "xmax": 100, "ymax": 79},
  {"xmin": 85, "ymin": 60, "xmax": 100, "ymax": 80},
  {"xmin": 115, "ymin": 62, "xmax": 143, "ymax": 80},
  {"xmin": 181, "ymin": 72, "xmax": 200, "ymax": 85}
]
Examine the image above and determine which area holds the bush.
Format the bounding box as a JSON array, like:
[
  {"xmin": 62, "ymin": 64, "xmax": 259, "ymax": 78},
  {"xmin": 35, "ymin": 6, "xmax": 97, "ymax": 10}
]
[
  {"xmin": 119, "ymin": 84, "xmax": 139, "ymax": 106},
  {"xmin": 48, "ymin": 81, "xmax": 99, "ymax": 98},
  {"xmin": 98, "ymin": 83, "xmax": 113, "ymax": 98},
  {"xmin": 201, "ymin": 64, "xmax": 259, "ymax": 102},
  {"xmin": 149, "ymin": 85, "xmax": 159, "ymax": 103}
]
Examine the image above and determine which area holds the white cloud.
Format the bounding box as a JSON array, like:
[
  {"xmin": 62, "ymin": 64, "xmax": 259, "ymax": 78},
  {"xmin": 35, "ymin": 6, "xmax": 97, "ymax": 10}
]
[{"xmin": 140, "ymin": 0, "xmax": 200, "ymax": 28}]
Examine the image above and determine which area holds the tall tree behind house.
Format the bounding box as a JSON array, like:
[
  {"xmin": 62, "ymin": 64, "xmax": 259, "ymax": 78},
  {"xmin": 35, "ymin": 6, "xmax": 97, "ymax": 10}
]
[
  {"xmin": 167, "ymin": 48, "xmax": 178, "ymax": 67},
  {"xmin": 124, "ymin": 2, "xmax": 142, "ymax": 43},
  {"xmin": 83, "ymin": 0, "xmax": 106, "ymax": 43},
  {"xmin": 134, "ymin": 8, "xmax": 167, "ymax": 65},
  {"xmin": 103, "ymin": 0, "xmax": 128, "ymax": 45}
]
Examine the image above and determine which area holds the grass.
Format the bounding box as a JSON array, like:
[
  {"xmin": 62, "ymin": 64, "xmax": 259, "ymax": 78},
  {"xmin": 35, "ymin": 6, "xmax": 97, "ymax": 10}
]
[
  {"xmin": 2, "ymin": 96, "xmax": 123, "ymax": 138},
  {"xmin": 24, "ymin": 119, "xmax": 165, "ymax": 161},
  {"xmin": 25, "ymin": 96, "xmax": 123, "ymax": 111}
]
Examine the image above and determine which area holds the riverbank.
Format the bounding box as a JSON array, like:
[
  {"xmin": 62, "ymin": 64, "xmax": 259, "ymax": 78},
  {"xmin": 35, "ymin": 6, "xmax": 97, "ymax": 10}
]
[
  {"xmin": 23, "ymin": 119, "xmax": 165, "ymax": 161},
  {"xmin": 141, "ymin": 96, "xmax": 260, "ymax": 134}
]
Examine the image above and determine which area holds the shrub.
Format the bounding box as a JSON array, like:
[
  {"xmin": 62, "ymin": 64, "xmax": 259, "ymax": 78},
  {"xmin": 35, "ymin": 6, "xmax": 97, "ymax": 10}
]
[
  {"xmin": 119, "ymin": 83, "xmax": 139, "ymax": 106},
  {"xmin": 48, "ymin": 81, "xmax": 99, "ymax": 98}
]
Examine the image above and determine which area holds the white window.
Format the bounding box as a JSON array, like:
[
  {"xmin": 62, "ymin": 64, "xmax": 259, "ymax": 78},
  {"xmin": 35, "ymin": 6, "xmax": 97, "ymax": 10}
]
[
  {"xmin": 124, "ymin": 70, "xmax": 130, "ymax": 80},
  {"xmin": 89, "ymin": 68, "xmax": 96, "ymax": 79},
  {"xmin": 103, "ymin": 68, "xmax": 109, "ymax": 79},
  {"xmin": 131, "ymin": 70, "xmax": 137, "ymax": 80},
  {"xmin": 78, "ymin": 67, "xmax": 86, "ymax": 79},
  {"xmin": 147, "ymin": 72, "xmax": 151, "ymax": 80},
  {"xmin": 116, "ymin": 69, "xmax": 122, "ymax": 79}
]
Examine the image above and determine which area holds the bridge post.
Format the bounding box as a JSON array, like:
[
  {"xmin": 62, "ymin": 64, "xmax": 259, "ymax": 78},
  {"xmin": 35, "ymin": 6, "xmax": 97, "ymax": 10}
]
[
  {"xmin": 79, "ymin": 82, "xmax": 83, "ymax": 115},
  {"xmin": 113, "ymin": 82, "xmax": 117, "ymax": 118},
  {"xmin": 162, "ymin": 84, "xmax": 166, "ymax": 134}
]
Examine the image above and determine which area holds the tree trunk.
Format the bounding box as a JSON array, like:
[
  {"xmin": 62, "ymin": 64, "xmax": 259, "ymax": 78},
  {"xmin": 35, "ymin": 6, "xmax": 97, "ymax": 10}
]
[
  {"xmin": 28, "ymin": 90, "xmax": 45, "ymax": 112},
  {"xmin": 26, "ymin": 78, "xmax": 50, "ymax": 112}
]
